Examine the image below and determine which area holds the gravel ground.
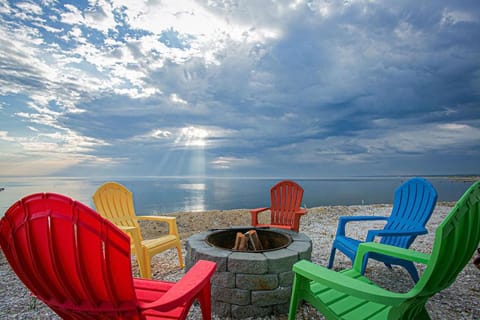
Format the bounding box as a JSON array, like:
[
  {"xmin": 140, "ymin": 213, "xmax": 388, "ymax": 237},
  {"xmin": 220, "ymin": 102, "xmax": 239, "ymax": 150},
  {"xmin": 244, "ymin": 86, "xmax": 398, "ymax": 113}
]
[{"xmin": 1, "ymin": 202, "xmax": 479, "ymax": 319}]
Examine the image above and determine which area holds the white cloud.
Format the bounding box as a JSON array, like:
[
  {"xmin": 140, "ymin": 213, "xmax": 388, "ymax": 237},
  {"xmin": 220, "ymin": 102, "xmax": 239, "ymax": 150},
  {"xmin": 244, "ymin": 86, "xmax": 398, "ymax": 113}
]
[
  {"xmin": 0, "ymin": 0, "xmax": 479, "ymax": 177},
  {"xmin": 365, "ymin": 122, "xmax": 480, "ymax": 155},
  {"xmin": 84, "ymin": 0, "xmax": 116, "ymax": 34},
  {"xmin": 211, "ymin": 156, "xmax": 256, "ymax": 169},
  {"xmin": 132, "ymin": 129, "xmax": 173, "ymax": 141},
  {"xmin": 441, "ymin": 8, "xmax": 478, "ymax": 26},
  {"xmin": 0, "ymin": 131, "xmax": 15, "ymax": 142},
  {"xmin": 175, "ymin": 126, "xmax": 209, "ymax": 147},
  {"xmin": 60, "ymin": 4, "xmax": 84, "ymax": 25},
  {"xmin": 14, "ymin": 2, "xmax": 43, "ymax": 15},
  {"xmin": 170, "ymin": 93, "xmax": 188, "ymax": 104}
]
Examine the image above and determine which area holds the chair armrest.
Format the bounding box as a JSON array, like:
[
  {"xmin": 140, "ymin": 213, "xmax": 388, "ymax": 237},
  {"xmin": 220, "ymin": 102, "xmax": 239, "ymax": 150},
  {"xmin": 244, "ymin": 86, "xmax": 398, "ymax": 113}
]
[
  {"xmin": 117, "ymin": 226, "xmax": 143, "ymax": 254},
  {"xmin": 138, "ymin": 260, "xmax": 216, "ymax": 311},
  {"xmin": 136, "ymin": 215, "xmax": 176, "ymax": 222},
  {"xmin": 365, "ymin": 227, "xmax": 428, "ymax": 242},
  {"xmin": 250, "ymin": 207, "xmax": 269, "ymax": 215},
  {"xmin": 136, "ymin": 216, "xmax": 179, "ymax": 236},
  {"xmin": 291, "ymin": 208, "xmax": 308, "ymax": 231},
  {"xmin": 293, "ymin": 260, "xmax": 410, "ymax": 305},
  {"xmin": 294, "ymin": 208, "xmax": 308, "ymax": 216},
  {"xmin": 250, "ymin": 207, "xmax": 270, "ymax": 225},
  {"xmin": 117, "ymin": 225, "xmax": 137, "ymax": 232},
  {"xmin": 336, "ymin": 216, "xmax": 389, "ymax": 237},
  {"xmin": 339, "ymin": 216, "xmax": 389, "ymax": 223},
  {"xmin": 353, "ymin": 242, "xmax": 431, "ymax": 272}
]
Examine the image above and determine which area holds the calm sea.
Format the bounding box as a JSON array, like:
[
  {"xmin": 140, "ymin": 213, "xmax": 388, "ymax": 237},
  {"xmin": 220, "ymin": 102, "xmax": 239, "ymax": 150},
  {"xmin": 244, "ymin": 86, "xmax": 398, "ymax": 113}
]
[{"xmin": 0, "ymin": 176, "xmax": 475, "ymax": 216}]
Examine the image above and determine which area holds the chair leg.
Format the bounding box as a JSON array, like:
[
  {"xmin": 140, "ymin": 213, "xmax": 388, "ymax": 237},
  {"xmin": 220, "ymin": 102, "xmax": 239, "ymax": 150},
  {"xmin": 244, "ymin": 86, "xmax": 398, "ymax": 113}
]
[
  {"xmin": 135, "ymin": 252, "xmax": 150, "ymax": 279},
  {"xmin": 384, "ymin": 262, "xmax": 394, "ymax": 270},
  {"xmin": 197, "ymin": 283, "xmax": 212, "ymax": 320},
  {"xmin": 402, "ymin": 261, "xmax": 420, "ymax": 283},
  {"xmin": 327, "ymin": 246, "xmax": 336, "ymax": 269},
  {"xmin": 176, "ymin": 242, "xmax": 185, "ymax": 269},
  {"xmin": 384, "ymin": 260, "xmax": 419, "ymax": 283},
  {"xmin": 360, "ymin": 253, "xmax": 370, "ymax": 275},
  {"xmin": 142, "ymin": 252, "xmax": 152, "ymax": 279},
  {"xmin": 288, "ymin": 275, "xmax": 302, "ymax": 320}
]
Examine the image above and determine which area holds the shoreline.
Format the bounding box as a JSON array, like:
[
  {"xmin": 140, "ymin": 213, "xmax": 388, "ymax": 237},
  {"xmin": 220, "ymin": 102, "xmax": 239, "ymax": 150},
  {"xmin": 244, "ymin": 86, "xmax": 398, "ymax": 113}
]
[{"xmin": 1, "ymin": 202, "xmax": 479, "ymax": 319}]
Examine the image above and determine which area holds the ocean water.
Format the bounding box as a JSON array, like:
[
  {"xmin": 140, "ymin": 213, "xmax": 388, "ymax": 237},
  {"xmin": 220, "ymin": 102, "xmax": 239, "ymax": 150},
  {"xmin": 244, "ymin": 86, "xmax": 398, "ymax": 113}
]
[{"xmin": 0, "ymin": 176, "xmax": 475, "ymax": 216}]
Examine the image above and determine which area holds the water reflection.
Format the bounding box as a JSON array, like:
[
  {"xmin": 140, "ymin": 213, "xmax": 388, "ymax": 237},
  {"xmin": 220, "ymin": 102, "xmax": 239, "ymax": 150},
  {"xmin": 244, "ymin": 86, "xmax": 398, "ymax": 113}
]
[
  {"xmin": 0, "ymin": 177, "xmax": 98, "ymax": 214},
  {"xmin": 177, "ymin": 183, "xmax": 206, "ymax": 212},
  {"xmin": 0, "ymin": 176, "xmax": 475, "ymax": 216},
  {"xmin": 178, "ymin": 183, "xmax": 206, "ymax": 191}
]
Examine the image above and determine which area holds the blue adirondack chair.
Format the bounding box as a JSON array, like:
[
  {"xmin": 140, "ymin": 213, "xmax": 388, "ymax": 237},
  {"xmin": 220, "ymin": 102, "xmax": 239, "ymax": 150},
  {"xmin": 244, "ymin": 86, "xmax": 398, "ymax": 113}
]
[{"xmin": 327, "ymin": 177, "xmax": 438, "ymax": 282}]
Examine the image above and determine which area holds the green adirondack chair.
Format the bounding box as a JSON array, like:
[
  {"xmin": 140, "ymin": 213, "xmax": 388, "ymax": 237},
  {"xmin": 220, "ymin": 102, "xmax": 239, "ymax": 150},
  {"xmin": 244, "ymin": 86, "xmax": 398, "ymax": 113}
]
[{"xmin": 288, "ymin": 180, "xmax": 480, "ymax": 320}]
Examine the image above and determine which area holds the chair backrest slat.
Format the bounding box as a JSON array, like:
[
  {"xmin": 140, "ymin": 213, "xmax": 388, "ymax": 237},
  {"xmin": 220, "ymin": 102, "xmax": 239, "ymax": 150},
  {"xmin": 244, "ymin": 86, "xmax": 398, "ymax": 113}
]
[
  {"xmin": 270, "ymin": 180, "xmax": 304, "ymax": 226},
  {"xmin": 381, "ymin": 178, "xmax": 437, "ymax": 247},
  {"xmin": 93, "ymin": 182, "xmax": 139, "ymax": 229},
  {"xmin": 0, "ymin": 193, "xmax": 138, "ymax": 318},
  {"xmin": 389, "ymin": 181, "xmax": 480, "ymax": 317},
  {"xmin": 420, "ymin": 182, "xmax": 480, "ymax": 293}
]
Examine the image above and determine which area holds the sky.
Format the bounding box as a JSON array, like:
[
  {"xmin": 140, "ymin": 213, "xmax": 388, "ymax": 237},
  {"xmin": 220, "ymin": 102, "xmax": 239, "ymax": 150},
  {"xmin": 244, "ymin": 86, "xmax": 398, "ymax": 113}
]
[{"xmin": 0, "ymin": 0, "xmax": 479, "ymax": 178}]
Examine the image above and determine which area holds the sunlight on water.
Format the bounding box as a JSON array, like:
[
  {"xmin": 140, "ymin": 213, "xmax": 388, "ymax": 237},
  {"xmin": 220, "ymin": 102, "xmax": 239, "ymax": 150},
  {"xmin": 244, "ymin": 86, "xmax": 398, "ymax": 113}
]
[
  {"xmin": 177, "ymin": 183, "xmax": 206, "ymax": 211},
  {"xmin": 178, "ymin": 183, "xmax": 206, "ymax": 190},
  {"xmin": 0, "ymin": 176, "xmax": 475, "ymax": 216},
  {"xmin": 183, "ymin": 194, "xmax": 206, "ymax": 212}
]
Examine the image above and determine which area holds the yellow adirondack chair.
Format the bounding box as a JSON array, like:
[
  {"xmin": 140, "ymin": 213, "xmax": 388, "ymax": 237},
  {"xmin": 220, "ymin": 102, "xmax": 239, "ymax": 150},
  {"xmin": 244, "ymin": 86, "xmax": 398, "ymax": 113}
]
[{"xmin": 93, "ymin": 182, "xmax": 184, "ymax": 279}]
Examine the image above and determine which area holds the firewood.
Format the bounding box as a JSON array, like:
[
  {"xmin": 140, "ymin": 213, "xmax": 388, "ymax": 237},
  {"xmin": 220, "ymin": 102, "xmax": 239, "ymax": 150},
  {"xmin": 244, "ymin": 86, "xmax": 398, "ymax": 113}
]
[
  {"xmin": 238, "ymin": 234, "xmax": 248, "ymax": 251},
  {"xmin": 233, "ymin": 232, "xmax": 243, "ymax": 250},
  {"xmin": 247, "ymin": 230, "xmax": 263, "ymax": 251}
]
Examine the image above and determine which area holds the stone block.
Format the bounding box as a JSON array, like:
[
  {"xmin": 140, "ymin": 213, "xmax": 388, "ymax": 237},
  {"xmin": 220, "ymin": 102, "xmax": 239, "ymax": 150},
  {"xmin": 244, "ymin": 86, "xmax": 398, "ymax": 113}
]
[
  {"xmin": 213, "ymin": 271, "xmax": 235, "ymax": 288},
  {"xmin": 273, "ymin": 302, "xmax": 291, "ymax": 315},
  {"xmin": 236, "ymin": 273, "xmax": 278, "ymax": 290},
  {"xmin": 212, "ymin": 301, "xmax": 231, "ymax": 318},
  {"xmin": 252, "ymin": 286, "xmax": 292, "ymax": 306},
  {"xmin": 186, "ymin": 231, "xmax": 210, "ymax": 242},
  {"xmin": 228, "ymin": 252, "xmax": 268, "ymax": 274},
  {"xmin": 287, "ymin": 240, "xmax": 312, "ymax": 260},
  {"xmin": 288, "ymin": 231, "xmax": 311, "ymax": 242},
  {"xmin": 212, "ymin": 285, "xmax": 250, "ymax": 305},
  {"xmin": 196, "ymin": 247, "xmax": 230, "ymax": 271},
  {"xmin": 278, "ymin": 271, "xmax": 294, "ymax": 286},
  {"xmin": 231, "ymin": 304, "xmax": 273, "ymax": 319},
  {"xmin": 264, "ymin": 249, "xmax": 298, "ymax": 273}
]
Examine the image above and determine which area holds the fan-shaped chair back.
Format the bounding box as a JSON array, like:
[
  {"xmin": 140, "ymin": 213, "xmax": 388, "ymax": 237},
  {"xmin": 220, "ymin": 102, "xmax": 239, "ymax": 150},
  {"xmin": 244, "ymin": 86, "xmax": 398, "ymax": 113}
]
[{"xmin": 0, "ymin": 193, "xmax": 139, "ymax": 318}]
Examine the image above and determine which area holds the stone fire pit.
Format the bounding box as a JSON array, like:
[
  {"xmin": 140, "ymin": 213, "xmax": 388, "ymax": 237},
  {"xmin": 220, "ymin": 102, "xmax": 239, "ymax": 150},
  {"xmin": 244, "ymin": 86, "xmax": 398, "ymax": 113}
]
[{"xmin": 185, "ymin": 227, "xmax": 312, "ymax": 319}]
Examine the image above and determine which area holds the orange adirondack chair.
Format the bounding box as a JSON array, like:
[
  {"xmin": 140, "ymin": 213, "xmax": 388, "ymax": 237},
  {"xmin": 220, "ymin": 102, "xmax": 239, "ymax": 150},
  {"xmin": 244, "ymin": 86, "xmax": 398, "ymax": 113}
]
[
  {"xmin": 0, "ymin": 193, "xmax": 216, "ymax": 319},
  {"xmin": 250, "ymin": 180, "xmax": 307, "ymax": 232},
  {"xmin": 93, "ymin": 182, "xmax": 184, "ymax": 279}
]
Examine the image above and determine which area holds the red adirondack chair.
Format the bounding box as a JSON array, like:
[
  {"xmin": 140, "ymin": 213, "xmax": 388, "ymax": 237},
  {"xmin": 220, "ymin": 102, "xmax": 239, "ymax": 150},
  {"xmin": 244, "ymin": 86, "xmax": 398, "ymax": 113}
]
[
  {"xmin": 250, "ymin": 180, "xmax": 307, "ymax": 232},
  {"xmin": 0, "ymin": 193, "xmax": 216, "ymax": 319}
]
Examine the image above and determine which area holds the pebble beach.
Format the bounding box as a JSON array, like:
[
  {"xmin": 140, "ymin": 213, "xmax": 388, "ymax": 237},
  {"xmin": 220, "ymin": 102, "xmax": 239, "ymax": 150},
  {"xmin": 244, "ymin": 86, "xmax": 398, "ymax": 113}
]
[{"xmin": 1, "ymin": 202, "xmax": 479, "ymax": 319}]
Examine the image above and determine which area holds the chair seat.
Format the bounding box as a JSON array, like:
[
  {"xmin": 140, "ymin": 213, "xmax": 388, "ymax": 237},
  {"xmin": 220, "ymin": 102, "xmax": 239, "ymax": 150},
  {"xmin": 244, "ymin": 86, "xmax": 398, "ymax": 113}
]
[
  {"xmin": 333, "ymin": 236, "xmax": 361, "ymax": 255},
  {"xmin": 308, "ymin": 269, "xmax": 390, "ymax": 319},
  {"xmin": 142, "ymin": 235, "xmax": 179, "ymax": 249}
]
